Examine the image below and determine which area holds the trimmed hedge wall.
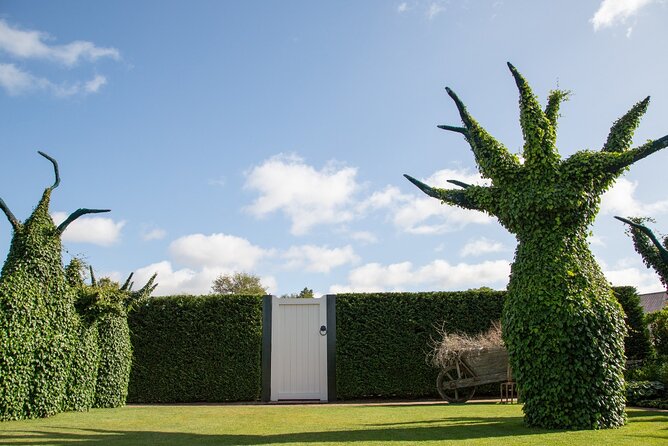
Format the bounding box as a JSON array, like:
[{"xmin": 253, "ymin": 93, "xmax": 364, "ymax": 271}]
[
  {"xmin": 334, "ymin": 291, "xmax": 505, "ymax": 399},
  {"xmin": 127, "ymin": 295, "xmax": 263, "ymax": 403}
]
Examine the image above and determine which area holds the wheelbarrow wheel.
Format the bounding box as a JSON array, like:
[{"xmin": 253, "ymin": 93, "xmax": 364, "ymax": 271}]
[{"xmin": 436, "ymin": 362, "xmax": 477, "ymax": 403}]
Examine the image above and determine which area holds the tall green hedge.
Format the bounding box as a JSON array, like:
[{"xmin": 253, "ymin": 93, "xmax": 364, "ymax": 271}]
[
  {"xmin": 335, "ymin": 291, "xmax": 505, "ymax": 399},
  {"xmin": 127, "ymin": 295, "xmax": 263, "ymax": 403}
]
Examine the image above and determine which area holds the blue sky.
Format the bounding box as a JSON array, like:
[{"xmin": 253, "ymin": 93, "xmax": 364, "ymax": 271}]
[{"xmin": 1, "ymin": 0, "xmax": 667, "ymax": 296}]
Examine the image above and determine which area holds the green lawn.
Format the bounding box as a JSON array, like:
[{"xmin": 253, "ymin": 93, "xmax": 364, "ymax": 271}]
[{"xmin": 0, "ymin": 402, "xmax": 666, "ymax": 445}]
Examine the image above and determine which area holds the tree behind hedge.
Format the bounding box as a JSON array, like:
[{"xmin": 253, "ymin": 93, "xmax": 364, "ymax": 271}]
[
  {"xmin": 211, "ymin": 272, "xmax": 267, "ymax": 295},
  {"xmin": 0, "ymin": 152, "xmax": 109, "ymax": 420},
  {"xmin": 614, "ymin": 286, "xmax": 653, "ymax": 361},
  {"xmin": 405, "ymin": 64, "xmax": 668, "ymax": 429}
]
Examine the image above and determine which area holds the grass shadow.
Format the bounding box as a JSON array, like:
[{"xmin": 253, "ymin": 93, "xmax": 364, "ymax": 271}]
[{"xmin": 0, "ymin": 415, "xmax": 543, "ymax": 445}]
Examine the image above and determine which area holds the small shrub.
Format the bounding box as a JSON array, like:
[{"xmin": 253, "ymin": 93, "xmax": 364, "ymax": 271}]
[{"xmin": 626, "ymin": 380, "xmax": 666, "ymax": 405}]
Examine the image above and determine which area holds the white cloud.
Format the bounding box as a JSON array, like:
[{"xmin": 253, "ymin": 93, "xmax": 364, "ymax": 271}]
[
  {"xmin": 605, "ymin": 267, "xmax": 662, "ymax": 293},
  {"xmin": 84, "ymin": 75, "xmax": 107, "ymax": 93},
  {"xmin": 397, "ymin": 2, "xmax": 409, "ymax": 13},
  {"xmin": 350, "ymin": 231, "xmax": 379, "ymax": 244},
  {"xmin": 0, "ymin": 63, "xmax": 108, "ymax": 96},
  {"xmin": 330, "ymin": 258, "xmax": 511, "ymax": 293},
  {"xmin": 460, "ymin": 237, "xmax": 506, "ymax": 257},
  {"xmin": 131, "ymin": 261, "xmax": 278, "ymax": 296},
  {"xmin": 132, "ymin": 261, "xmax": 209, "ymax": 296},
  {"xmin": 591, "ymin": 0, "xmax": 655, "ymax": 30},
  {"xmin": 0, "ymin": 19, "xmax": 119, "ymax": 65},
  {"xmin": 357, "ymin": 185, "xmax": 405, "ymax": 212},
  {"xmin": 427, "ymin": 2, "xmax": 446, "ymax": 19},
  {"xmin": 262, "ymin": 275, "xmax": 279, "ymax": 295},
  {"xmin": 282, "ymin": 244, "xmax": 359, "ymax": 273},
  {"xmin": 243, "ymin": 157, "xmax": 493, "ymax": 237},
  {"xmin": 52, "ymin": 211, "xmax": 125, "ymax": 246},
  {"xmin": 0, "ymin": 63, "xmax": 39, "ymax": 95},
  {"xmin": 244, "ymin": 154, "xmax": 358, "ymax": 235},
  {"xmin": 600, "ymin": 178, "xmax": 668, "ymax": 217},
  {"xmin": 391, "ymin": 169, "xmax": 493, "ymax": 234},
  {"xmin": 0, "ymin": 20, "xmax": 118, "ymax": 97},
  {"xmin": 169, "ymin": 232, "xmax": 273, "ymax": 270},
  {"xmin": 588, "ymin": 234, "xmax": 606, "ymax": 247},
  {"xmin": 142, "ymin": 228, "xmax": 167, "ymax": 241}
]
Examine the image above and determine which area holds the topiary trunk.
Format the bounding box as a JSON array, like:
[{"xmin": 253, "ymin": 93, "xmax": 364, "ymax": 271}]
[
  {"xmin": 405, "ymin": 63, "xmax": 668, "ymax": 429},
  {"xmin": 94, "ymin": 313, "xmax": 133, "ymax": 408},
  {"xmin": 505, "ymin": 231, "xmax": 626, "ymax": 428}
]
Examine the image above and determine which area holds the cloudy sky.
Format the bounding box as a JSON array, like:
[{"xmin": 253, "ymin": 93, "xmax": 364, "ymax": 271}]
[{"xmin": 1, "ymin": 0, "xmax": 667, "ymax": 296}]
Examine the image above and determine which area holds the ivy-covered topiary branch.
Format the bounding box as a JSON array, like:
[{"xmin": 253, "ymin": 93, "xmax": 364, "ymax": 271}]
[
  {"xmin": 615, "ymin": 216, "xmax": 668, "ymax": 289},
  {"xmin": 544, "ymin": 89, "xmax": 570, "ymax": 130},
  {"xmin": 37, "ymin": 150, "xmax": 61, "ymax": 190},
  {"xmin": 602, "ymin": 97, "xmax": 650, "ymax": 153},
  {"xmin": 0, "ymin": 197, "xmax": 20, "ymax": 230},
  {"xmin": 56, "ymin": 208, "xmax": 111, "ymax": 234},
  {"xmin": 441, "ymin": 86, "xmax": 520, "ymax": 183},
  {"xmin": 507, "ymin": 63, "xmax": 558, "ymax": 168},
  {"xmin": 403, "ymin": 174, "xmax": 484, "ymax": 212}
]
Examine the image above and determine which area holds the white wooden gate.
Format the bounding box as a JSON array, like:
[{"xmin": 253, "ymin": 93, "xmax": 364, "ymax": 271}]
[{"xmin": 270, "ymin": 297, "xmax": 328, "ymax": 401}]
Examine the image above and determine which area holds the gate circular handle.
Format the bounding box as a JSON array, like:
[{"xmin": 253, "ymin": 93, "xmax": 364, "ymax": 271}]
[{"xmin": 319, "ymin": 325, "xmax": 327, "ymax": 336}]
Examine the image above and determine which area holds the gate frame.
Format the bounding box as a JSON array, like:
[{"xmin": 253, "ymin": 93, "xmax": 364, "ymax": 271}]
[{"xmin": 261, "ymin": 295, "xmax": 336, "ymax": 402}]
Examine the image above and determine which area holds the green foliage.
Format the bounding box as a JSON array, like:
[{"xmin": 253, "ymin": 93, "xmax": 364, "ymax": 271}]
[
  {"xmin": 613, "ymin": 286, "xmax": 653, "ymax": 360},
  {"xmin": 626, "ymin": 358, "xmax": 668, "ymax": 384},
  {"xmin": 211, "ymin": 272, "xmax": 267, "ymax": 295},
  {"xmin": 647, "ymin": 308, "xmax": 668, "ymax": 356},
  {"xmin": 282, "ymin": 287, "xmax": 315, "ymax": 298},
  {"xmin": 618, "ymin": 217, "xmax": 668, "ymax": 289},
  {"xmin": 0, "ymin": 153, "xmax": 110, "ymax": 420},
  {"xmin": 63, "ymin": 319, "xmax": 100, "ymax": 412},
  {"xmin": 0, "ymin": 189, "xmax": 78, "ymax": 420},
  {"xmin": 69, "ymin": 268, "xmax": 156, "ymax": 409},
  {"xmin": 335, "ymin": 291, "xmax": 505, "ymax": 399},
  {"xmin": 95, "ymin": 313, "xmax": 132, "ymax": 408},
  {"xmin": 626, "ymin": 381, "xmax": 666, "ymax": 406},
  {"xmin": 127, "ymin": 295, "xmax": 263, "ymax": 403},
  {"xmin": 404, "ymin": 64, "xmax": 667, "ymax": 428}
]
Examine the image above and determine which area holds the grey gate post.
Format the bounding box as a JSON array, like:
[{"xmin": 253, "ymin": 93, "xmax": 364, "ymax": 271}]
[
  {"xmin": 261, "ymin": 295, "xmax": 273, "ymax": 402},
  {"xmin": 326, "ymin": 294, "xmax": 337, "ymax": 402}
]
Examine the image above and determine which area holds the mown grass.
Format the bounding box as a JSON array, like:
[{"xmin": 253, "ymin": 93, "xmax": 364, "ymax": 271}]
[{"xmin": 0, "ymin": 402, "xmax": 665, "ymax": 445}]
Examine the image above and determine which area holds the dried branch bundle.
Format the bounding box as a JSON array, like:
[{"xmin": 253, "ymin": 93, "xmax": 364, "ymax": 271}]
[{"xmin": 430, "ymin": 322, "xmax": 504, "ymax": 368}]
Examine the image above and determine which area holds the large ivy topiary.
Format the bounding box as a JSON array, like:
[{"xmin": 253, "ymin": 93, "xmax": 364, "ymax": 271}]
[
  {"xmin": 405, "ymin": 63, "xmax": 668, "ymax": 429},
  {"xmin": 0, "ymin": 152, "xmax": 109, "ymax": 420}
]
